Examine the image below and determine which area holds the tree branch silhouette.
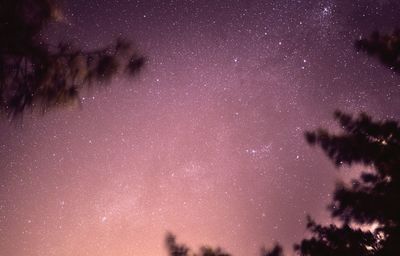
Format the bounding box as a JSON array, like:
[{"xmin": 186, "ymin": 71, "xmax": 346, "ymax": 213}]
[
  {"xmin": 355, "ymin": 30, "xmax": 400, "ymax": 73},
  {"xmin": 0, "ymin": 0, "xmax": 145, "ymax": 118}
]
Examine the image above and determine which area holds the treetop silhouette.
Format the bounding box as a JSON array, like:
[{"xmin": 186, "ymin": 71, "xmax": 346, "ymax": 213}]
[
  {"xmin": 0, "ymin": 0, "xmax": 145, "ymax": 118},
  {"xmin": 299, "ymin": 110, "xmax": 400, "ymax": 256},
  {"xmin": 261, "ymin": 244, "xmax": 284, "ymax": 256},
  {"xmin": 355, "ymin": 29, "xmax": 400, "ymax": 73},
  {"xmin": 165, "ymin": 233, "xmax": 231, "ymax": 256}
]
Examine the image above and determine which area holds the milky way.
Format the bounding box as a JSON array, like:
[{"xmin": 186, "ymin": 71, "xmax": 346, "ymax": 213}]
[{"xmin": 1, "ymin": 1, "xmax": 400, "ymax": 255}]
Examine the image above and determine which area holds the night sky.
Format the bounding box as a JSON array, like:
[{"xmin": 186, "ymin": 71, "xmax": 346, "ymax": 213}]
[{"xmin": 1, "ymin": 1, "xmax": 400, "ymax": 255}]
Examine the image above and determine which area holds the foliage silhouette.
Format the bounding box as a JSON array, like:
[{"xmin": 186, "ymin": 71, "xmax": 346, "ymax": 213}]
[
  {"xmin": 261, "ymin": 244, "xmax": 284, "ymax": 256},
  {"xmin": 165, "ymin": 233, "xmax": 286, "ymax": 256},
  {"xmin": 294, "ymin": 217, "xmax": 378, "ymax": 256},
  {"xmin": 297, "ymin": 110, "xmax": 400, "ymax": 256},
  {"xmin": 0, "ymin": 0, "xmax": 145, "ymax": 118},
  {"xmin": 165, "ymin": 233, "xmax": 231, "ymax": 256},
  {"xmin": 355, "ymin": 30, "xmax": 400, "ymax": 73},
  {"xmin": 166, "ymin": 233, "xmax": 190, "ymax": 256}
]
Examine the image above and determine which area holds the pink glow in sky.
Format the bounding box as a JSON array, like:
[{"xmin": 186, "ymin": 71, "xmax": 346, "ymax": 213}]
[{"xmin": 1, "ymin": 1, "xmax": 400, "ymax": 255}]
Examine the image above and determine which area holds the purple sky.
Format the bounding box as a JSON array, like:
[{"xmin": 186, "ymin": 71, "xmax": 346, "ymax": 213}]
[{"xmin": 1, "ymin": 1, "xmax": 400, "ymax": 255}]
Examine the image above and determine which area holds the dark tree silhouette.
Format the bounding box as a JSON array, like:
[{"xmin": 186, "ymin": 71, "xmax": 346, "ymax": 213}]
[
  {"xmin": 166, "ymin": 233, "xmax": 190, "ymax": 256},
  {"xmin": 355, "ymin": 30, "xmax": 400, "ymax": 73},
  {"xmin": 295, "ymin": 110, "xmax": 400, "ymax": 256},
  {"xmin": 262, "ymin": 30, "xmax": 400, "ymax": 256},
  {"xmin": 0, "ymin": 0, "xmax": 145, "ymax": 118},
  {"xmin": 165, "ymin": 233, "xmax": 231, "ymax": 256},
  {"xmin": 294, "ymin": 217, "xmax": 378, "ymax": 256},
  {"xmin": 165, "ymin": 233, "xmax": 285, "ymax": 256},
  {"xmin": 261, "ymin": 244, "xmax": 284, "ymax": 256}
]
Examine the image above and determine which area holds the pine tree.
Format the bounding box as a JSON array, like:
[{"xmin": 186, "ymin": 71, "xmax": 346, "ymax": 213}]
[
  {"xmin": 282, "ymin": 29, "xmax": 400, "ymax": 256},
  {"xmin": 0, "ymin": 0, "xmax": 145, "ymax": 118},
  {"xmin": 295, "ymin": 110, "xmax": 400, "ymax": 255},
  {"xmin": 355, "ymin": 30, "xmax": 400, "ymax": 73}
]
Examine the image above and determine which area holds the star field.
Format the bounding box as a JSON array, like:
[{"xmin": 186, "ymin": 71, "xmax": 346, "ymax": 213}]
[{"xmin": 1, "ymin": 1, "xmax": 400, "ymax": 255}]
